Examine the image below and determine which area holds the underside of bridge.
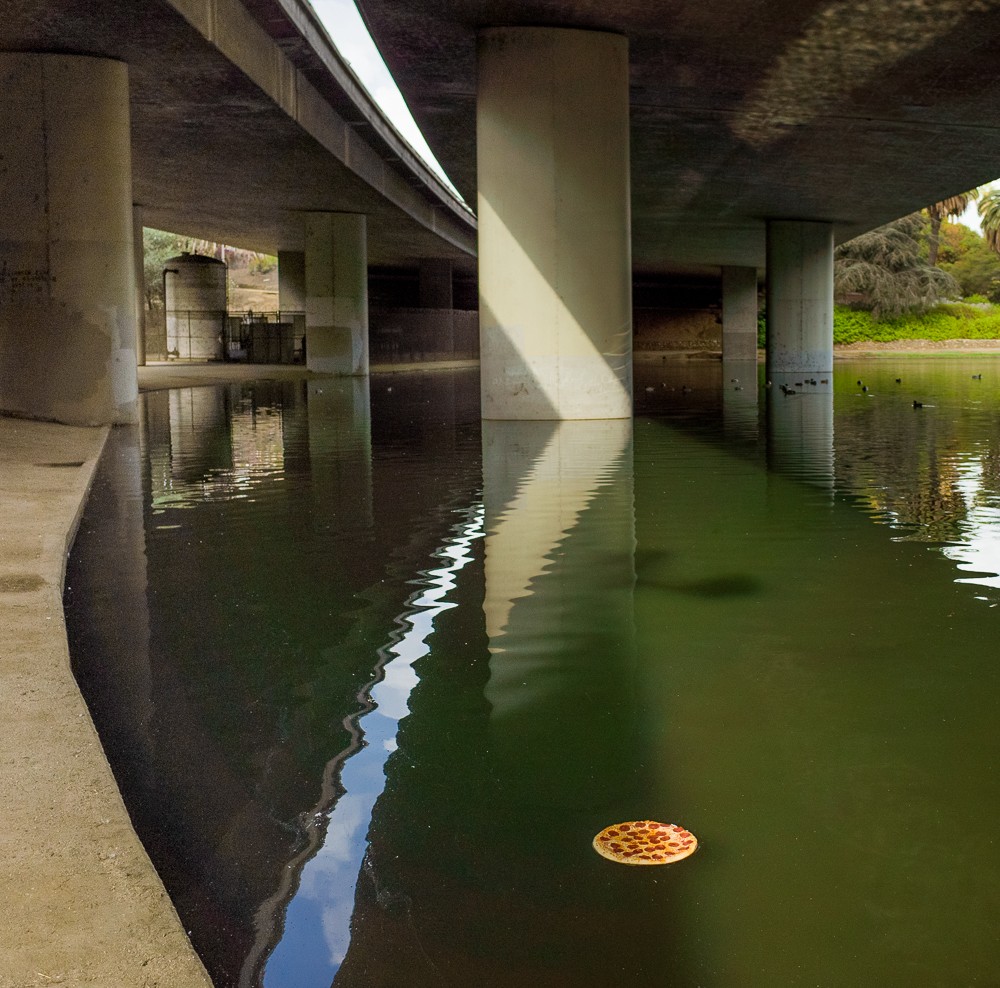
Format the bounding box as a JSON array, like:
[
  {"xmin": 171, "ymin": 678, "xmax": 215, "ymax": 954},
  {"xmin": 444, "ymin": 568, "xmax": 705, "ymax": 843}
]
[
  {"xmin": 0, "ymin": 0, "xmax": 478, "ymax": 424},
  {"xmin": 6, "ymin": 0, "xmax": 1000, "ymax": 423},
  {"xmin": 348, "ymin": 0, "xmax": 1000, "ymax": 417},
  {"xmin": 357, "ymin": 0, "xmax": 1000, "ymax": 274},
  {"xmin": 0, "ymin": 0, "xmax": 475, "ymax": 263}
]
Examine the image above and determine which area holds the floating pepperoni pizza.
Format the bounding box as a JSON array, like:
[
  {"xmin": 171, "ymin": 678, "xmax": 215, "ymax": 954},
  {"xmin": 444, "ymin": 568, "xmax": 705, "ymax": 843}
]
[{"xmin": 592, "ymin": 820, "xmax": 698, "ymax": 865}]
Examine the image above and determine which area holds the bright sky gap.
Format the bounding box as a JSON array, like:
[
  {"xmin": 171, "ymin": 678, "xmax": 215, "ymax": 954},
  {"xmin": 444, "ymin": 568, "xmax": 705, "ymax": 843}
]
[{"xmin": 310, "ymin": 0, "xmax": 465, "ymax": 202}]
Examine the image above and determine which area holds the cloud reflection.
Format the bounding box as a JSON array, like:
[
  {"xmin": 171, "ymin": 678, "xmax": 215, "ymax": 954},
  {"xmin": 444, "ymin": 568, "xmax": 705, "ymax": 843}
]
[{"xmin": 256, "ymin": 503, "xmax": 484, "ymax": 987}]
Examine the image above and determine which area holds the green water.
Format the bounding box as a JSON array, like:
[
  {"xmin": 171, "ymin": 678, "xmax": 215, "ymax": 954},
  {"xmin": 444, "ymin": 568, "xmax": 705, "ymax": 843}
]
[{"xmin": 66, "ymin": 360, "xmax": 1000, "ymax": 986}]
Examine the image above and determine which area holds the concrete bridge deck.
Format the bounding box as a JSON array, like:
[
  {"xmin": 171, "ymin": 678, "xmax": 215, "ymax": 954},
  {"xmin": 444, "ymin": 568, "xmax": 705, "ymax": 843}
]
[
  {"xmin": 0, "ymin": 0, "xmax": 476, "ymax": 263},
  {"xmin": 358, "ymin": 0, "xmax": 1000, "ymax": 272}
]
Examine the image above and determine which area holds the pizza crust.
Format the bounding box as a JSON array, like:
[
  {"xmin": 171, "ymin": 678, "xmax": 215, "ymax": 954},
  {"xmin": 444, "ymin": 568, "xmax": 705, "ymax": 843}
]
[{"xmin": 592, "ymin": 820, "xmax": 698, "ymax": 865}]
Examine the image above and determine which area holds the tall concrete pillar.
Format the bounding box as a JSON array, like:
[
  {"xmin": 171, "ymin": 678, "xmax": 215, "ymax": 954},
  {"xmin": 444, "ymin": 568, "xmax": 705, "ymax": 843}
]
[
  {"xmin": 418, "ymin": 258, "xmax": 453, "ymax": 309},
  {"xmin": 304, "ymin": 213, "xmax": 368, "ymax": 375},
  {"xmin": 722, "ymin": 265, "xmax": 759, "ymax": 362},
  {"xmin": 0, "ymin": 53, "xmax": 139, "ymax": 425},
  {"xmin": 765, "ymin": 221, "xmax": 834, "ymax": 387},
  {"xmin": 278, "ymin": 250, "xmax": 306, "ymax": 313},
  {"xmin": 477, "ymin": 28, "xmax": 632, "ymax": 420},
  {"xmin": 133, "ymin": 207, "xmax": 146, "ymax": 367}
]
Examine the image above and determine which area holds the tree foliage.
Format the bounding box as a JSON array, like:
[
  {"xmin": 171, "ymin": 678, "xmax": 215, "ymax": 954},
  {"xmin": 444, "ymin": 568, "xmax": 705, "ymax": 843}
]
[
  {"xmin": 925, "ymin": 189, "xmax": 980, "ymax": 265},
  {"xmin": 978, "ymin": 188, "xmax": 1000, "ymax": 253},
  {"xmin": 937, "ymin": 222, "xmax": 1000, "ymax": 300},
  {"xmin": 142, "ymin": 229, "xmax": 193, "ymax": 309},
  {"xmin": 834, "ymin": 213, "xmax": 958, "ymax": 319},
  {"xmin": 141, "ymin": 229, "xmax": 276, "ymax": 309}
]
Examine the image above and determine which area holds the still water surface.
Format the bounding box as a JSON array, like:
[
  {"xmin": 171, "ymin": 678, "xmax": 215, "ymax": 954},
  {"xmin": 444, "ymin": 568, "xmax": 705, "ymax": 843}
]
[{"xmin": 66, "ymin": 360, "xmax": 1000, "ymax": 986}]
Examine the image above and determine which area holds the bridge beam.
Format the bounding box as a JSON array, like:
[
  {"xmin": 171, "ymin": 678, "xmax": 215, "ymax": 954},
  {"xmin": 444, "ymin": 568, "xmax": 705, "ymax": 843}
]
[
  {"xmin": 765, "ymin": 221, "xmax": 834, "ymax": 387},
  {"xmin": 476, "ymin": 28, "xmax": 632, "ymax": 420},
  {"xmin": 0, "ymin": 53, "xmax": 139, "ymax": 425},
  {"xmin": 304, "ymin": 213, "xmax": 369, "ymax": 375}
]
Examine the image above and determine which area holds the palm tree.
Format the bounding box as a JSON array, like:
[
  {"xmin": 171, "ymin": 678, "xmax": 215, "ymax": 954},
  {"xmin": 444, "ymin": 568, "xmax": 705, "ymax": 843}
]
[
  {"xmin": 835, "ymin": 213, "xmax": 958, "ymax": 319},
  {"xmin": 926, "ymin": 189, "xmax": 980, "ymax": 265},
  {"xmin": 978, "ymin": 188, "xmax": 1000, "ymax": 253}
]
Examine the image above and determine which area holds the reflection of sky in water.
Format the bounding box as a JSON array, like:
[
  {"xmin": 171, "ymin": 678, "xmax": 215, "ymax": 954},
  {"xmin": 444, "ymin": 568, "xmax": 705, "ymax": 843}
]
[
  {"xmin": 872, "ymin": 450, "xmax": 1000, "ymax": 600},
  {"xmin": 262, "ymin": 504, "xmax": 484, "ymax": 986},
  {"xmin": 942, "ymin": 458, "xmax": 1000, "ymax": 598}
]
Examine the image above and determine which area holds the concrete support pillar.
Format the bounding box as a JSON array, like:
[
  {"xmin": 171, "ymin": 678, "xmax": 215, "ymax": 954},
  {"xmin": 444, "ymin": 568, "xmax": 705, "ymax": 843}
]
[
  {"xmin": 0, "ymin": 53, "xmax": 139, "ymax": 425},
  {"xmin": 304, "ymin": 213, "xmax": 368, "ymax": 375},
  {"xmin": 418, "ymin": 258, "xmax": 453, "ymax": 309},
  {"xmin": 133, "ymin": 207, "xmax": 146, "ymax": 367},
  {"xmin": 765, "ymin": 221, "xmax": 834, "ymax": 387},
  {"xmin": 278, "ymin": 250, "xmax": 306, "ymax": 313},
  {"xmin": 722, "ymin": 265, "xmax": 759, "ymax": 362},
  {"xmin": 477, "ymin": 28, "xmax": 632, "ymax": 420}
]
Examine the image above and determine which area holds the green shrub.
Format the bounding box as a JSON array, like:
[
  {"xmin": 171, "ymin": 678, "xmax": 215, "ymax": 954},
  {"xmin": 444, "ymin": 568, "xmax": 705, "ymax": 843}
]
[
  {"xmin": 832, "ymin": 303, "xmax": 1000, "ymax": 343},
  {"xmin": 757, "ymin": 302, "xmax": 1000, "ymax": 347}
]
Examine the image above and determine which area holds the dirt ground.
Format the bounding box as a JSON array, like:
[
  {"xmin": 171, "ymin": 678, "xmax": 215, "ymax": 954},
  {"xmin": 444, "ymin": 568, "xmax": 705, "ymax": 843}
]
[{"xmin": 834, "ymin": 338, "xmax": 1000, "ymax": 354}]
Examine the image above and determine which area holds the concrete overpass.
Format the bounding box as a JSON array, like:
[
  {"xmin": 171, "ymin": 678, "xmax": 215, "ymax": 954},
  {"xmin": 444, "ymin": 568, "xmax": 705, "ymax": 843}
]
[
  {"xmin": 357, "ymin": 0, "xmax": 1000, "ymax": 269},
  {"xmin": 0, "ymin": 0, "xmax": 476, "ymax": 424},
  {"xmin": 354, "ymin": 0, "xmax": 1000, "ymax": 414},
  {"xmin": 6, "ymin": 0, "xmax": 1000, "ymax": 426}
]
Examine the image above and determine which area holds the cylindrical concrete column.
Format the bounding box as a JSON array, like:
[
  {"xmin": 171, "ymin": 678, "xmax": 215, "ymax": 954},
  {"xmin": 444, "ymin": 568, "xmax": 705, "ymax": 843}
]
[
  {"xmin": 305, "ymin": 213, "xmax": 368, "ymax": 376},
  {"xmin": 477, "ymin": 28, "xmax": 632, "ymax": 420},
  {"xmin": 278, "ymin": 250, "xmax": 305, "ymax": 313},
  {"xmin": 765, "ymin": 221, "xmax": 834, "ymax": 384},
  {"xmin": 133, "ymin": 206, "xmax": 146, "ymax": 367},
  {"xmin": 722, "ymin": 265, "xmax": 759, "ymax": 362},
  {"xmin": 0, "ymin": 53, "xmax": 139, "ymax": 425}
]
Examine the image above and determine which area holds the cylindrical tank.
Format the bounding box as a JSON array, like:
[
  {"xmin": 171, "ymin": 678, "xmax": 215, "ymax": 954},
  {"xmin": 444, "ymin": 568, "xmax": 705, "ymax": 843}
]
[{"xmin": 164, "ymin": 253, "xmax": 227, "ymax": 360}]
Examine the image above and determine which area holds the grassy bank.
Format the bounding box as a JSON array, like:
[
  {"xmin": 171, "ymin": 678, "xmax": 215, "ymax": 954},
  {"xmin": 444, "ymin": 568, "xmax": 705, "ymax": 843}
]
[
  {"xmin": 759, "ymin": 303, "xmax": 1000, "ymax": 347},
  {"xmin": 833, "ymin": 303, "xmax": 1000, "ymax": 343}
]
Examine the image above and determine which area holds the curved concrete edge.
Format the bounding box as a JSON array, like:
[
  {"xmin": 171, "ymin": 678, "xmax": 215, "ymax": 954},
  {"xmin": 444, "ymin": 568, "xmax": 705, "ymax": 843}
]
[{"xmin": 0, "ymin": 418, "xmax": 212, "ymax": 988}]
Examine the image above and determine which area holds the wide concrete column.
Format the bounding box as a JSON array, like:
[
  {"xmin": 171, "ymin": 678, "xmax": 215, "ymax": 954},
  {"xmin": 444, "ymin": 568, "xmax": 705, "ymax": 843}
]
[
  {"xmin": 304, "ymin": 213, "xmax": 368, "ymax": 375},
  {"xmin": 278, "ymin": 250, "xmax": 305, "ymax": 313},
  {"xmin": 477, "ymin": 28, "xmax": 632, "ymax": 420},
  {"xmin": 0, "ymin": 53, "xmax": 139, "ymax": 425},
  {"xmin": 765, "ymin": 221, "xmax": 834, "ymax": 387},
  {"xmin": 722, "ymin": 265, "xmax": 759, "ymax": 361}
]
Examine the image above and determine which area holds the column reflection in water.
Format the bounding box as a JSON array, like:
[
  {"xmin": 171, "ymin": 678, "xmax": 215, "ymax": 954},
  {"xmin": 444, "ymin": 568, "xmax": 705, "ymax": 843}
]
[
  {"xmin": 472, "ymin": 420, "xmax": 681, "ymax": 980},
  {"xmin": 305, "ymin": 378, "xmax": 373, "ymax": 531},
  {"xmin": 482, "ymin": 419, "xmax": 638, "ymax": 815},
  {"xmin": 483, "ymin": 418, "xmax": 637, "ymax": 759},
  {"xmin": 766, "ymin": 386, "xmax": 834, "ymax": 491},
  {"xmin": 67, "ymin": 422, "xmax": 154, "ymax": 795},
  {"xmin": 166, "ymin": 386, "xmax": 233, "ymax": 479},
  {"xmin": 721, "ymin": 358, "xmax": 760, "ymax": 447}
]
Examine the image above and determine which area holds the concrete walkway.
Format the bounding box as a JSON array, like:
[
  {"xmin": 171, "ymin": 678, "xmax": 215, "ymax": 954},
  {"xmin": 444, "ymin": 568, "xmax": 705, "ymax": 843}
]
[{"xmin": 0, "ymin": 417, "xmax": 211, "ymax": 988}]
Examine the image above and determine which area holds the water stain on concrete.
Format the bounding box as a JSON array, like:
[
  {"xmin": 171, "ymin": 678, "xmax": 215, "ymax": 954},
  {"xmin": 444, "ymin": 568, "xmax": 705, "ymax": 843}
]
[{"xmin": 0, "ymin": 573, "xmax": 45, "ymax": 592}]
